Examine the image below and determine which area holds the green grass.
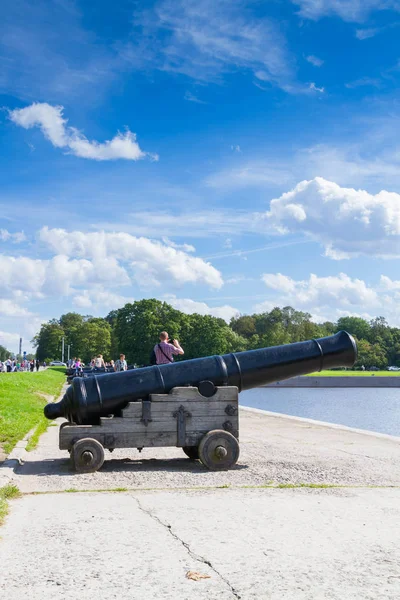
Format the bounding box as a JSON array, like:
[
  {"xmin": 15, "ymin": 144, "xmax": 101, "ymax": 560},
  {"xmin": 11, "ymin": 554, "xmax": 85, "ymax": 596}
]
[
  {"xmin": 0, "ymin": 485, "xmax": 21, "ymax": 525},
  {"xmin": 306, "ymin": 370, "xmax": 400, "ymax": 377},
  {"xmin": 0, "ymin": 368, "xmax": 65, "ymax": 454}
]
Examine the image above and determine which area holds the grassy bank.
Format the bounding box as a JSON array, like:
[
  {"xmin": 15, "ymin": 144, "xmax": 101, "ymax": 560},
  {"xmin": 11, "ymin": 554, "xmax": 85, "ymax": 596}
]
[
  {"xmin": 0, "ymin": 485, "xmax": 20, "ymax": 525},
  {"xmin": 306, "ymin": 370, "xmax": 400, "ymax": 377},
  {"xmin": 0, "ymin": 368, "xmax": 65, "ymax": 454}
]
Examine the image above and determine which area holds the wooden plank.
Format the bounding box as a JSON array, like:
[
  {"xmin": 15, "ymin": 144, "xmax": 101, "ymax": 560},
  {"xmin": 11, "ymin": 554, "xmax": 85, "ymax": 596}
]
[
  {"xmin": 60, "ymin": 428, "xmax": 238, "ymax": 450},
  {"xmin": 95, "ymin": 415, "xmax": 237, "ymax": 434},
  {"xmin": 122, "ymin": 403, "xmax": 238, "ymax": 420}
]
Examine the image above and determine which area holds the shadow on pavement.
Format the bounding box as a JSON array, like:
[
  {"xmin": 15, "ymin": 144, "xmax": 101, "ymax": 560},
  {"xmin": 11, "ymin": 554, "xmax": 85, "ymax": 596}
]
[{"xmin": 9, "ymin": 456, "xmax": 248, "ymax": 477}]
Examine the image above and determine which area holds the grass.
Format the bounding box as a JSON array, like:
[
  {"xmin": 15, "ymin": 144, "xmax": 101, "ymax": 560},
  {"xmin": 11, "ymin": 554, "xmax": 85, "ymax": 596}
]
[
  {"xmin": 0, "ymin": 485, "xmax": 21, "ymax": 525},
  {"xmin": 306, "ymin": 370, "xmax": 400, "ymax": 377},
  {"xmin": 0, "ymin": 367, "xmax": 65, "ymax": 454}
]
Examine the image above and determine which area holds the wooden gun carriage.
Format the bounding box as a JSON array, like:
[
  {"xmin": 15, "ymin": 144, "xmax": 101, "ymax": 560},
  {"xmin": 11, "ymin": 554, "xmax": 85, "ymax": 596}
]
[{"xmin": 60, "ymin": 385, "xmax": 239, "ymax": 473}]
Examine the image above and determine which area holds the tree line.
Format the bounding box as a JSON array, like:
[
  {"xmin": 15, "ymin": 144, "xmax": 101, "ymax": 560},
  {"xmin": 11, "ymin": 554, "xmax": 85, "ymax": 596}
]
[{"xmin": 31, "ymin": 299, "xmax": 400, "ymax": 369}]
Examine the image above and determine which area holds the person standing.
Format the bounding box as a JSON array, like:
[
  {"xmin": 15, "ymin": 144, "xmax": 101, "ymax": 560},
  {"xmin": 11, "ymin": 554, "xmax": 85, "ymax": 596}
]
[
  {"xmin": 35, "ymin": 359, "xmax": 40, "ymax": 372},
  {"xmin": 154, "ymin": 332, "xmax": 184, "ymax": 365},
  {"xmin": 114, "ymin": 354, "xmax": 127, "ymax": 372}
]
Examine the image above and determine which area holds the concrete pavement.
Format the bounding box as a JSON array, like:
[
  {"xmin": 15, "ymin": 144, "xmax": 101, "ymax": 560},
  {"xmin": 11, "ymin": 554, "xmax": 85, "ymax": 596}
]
[{"xmin": 1, "ymin": 408, "xmax": 400, "ymax": 599}]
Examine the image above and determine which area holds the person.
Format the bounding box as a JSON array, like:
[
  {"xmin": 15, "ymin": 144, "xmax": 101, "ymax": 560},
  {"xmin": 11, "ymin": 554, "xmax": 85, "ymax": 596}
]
[
  {"xmin": 74, "ymin": 357, "xmax": 83, "ymax": 376},
  {"xmin": 5, "ymin": 358, "xmax": 11, "ymax": 372},
  {"xmin": 30, "ymin": 360, "xmax": 35, "ymax": 372},
  {"xmin": 154, "ymin": 332, "xmax": 184, "ymax": 365},
  {"xmin": 35, "ymin": 359, "xmax": 40, "ymax": 372},
  {"xmin": 94, "ymin": 354, "xmax": 106, "ymax": 371},
  {"xmin": 114, "ymin": 354, "xmax": 127, "ymax": 372}
]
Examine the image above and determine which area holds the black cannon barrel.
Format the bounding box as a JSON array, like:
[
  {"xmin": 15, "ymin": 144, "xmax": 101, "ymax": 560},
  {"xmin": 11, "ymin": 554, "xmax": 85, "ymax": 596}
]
[{"xmin": 44, "ymin": 331, "xmax": 357, "ymax": 425}]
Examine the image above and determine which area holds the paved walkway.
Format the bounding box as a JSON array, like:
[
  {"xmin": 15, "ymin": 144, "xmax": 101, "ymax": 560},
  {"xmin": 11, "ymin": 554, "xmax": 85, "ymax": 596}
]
[{"xmin": 1, "ymin": 408, "xmax": 400, "ymax": 599}]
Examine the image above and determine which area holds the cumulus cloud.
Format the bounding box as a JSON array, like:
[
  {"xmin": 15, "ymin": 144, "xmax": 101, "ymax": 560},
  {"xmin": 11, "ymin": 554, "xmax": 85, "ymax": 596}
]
[
  {"xmin": 256, "ymin": 271, "xmax": 400, "ymax": 324},
  {"xmin": 39, "ymin": 227, "xmax": 223, "ymax": 288},
  {"xmin": 0, "ymin": 299, "xmax": 32, "ymax": 317},
  {"xmin": 9, "ymin": 103, "xmax": 157, "ymax": 161},
  {"xmin": 0, "ymin": 253, "xmax": 130, "ymax": 299},
  {"xmin": 165, "ymin": 295, "xmax": 239, "ymax": 322},
  {"xmin": 262, "ymin": 272, "xmax": 379, "ymax": 308},
  {"xmin": 265, "ymin": 177, "xmax": 400, "ymax": 258},
  {"xmin": 292, "ymin": 0, "xmax": 400, "ymax": 22},
  {"xmin": 0, "ymin": 229, "xmax": 26, "ymax": 243},
  {"xmin": 73, "ymin": 290, "xmax": 135, "ymax": 312}
]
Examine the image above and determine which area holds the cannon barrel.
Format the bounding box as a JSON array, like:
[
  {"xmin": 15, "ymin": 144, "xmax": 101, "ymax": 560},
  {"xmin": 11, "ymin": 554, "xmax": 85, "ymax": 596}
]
[{"xmin": 44, "ymin": 331, "xmax": 357, "ymax": 425}]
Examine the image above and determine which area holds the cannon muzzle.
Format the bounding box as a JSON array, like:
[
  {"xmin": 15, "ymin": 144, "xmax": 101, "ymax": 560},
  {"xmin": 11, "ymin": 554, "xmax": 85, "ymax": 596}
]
[{"xmin": 44, "ymin": 331, "xmax": 357, "ymax": 425}]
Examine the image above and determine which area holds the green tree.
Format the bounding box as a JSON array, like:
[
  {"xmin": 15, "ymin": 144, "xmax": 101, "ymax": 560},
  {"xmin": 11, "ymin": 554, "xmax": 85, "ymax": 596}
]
[{"xmin": 336, "ymin": 316, "xmax": 371, "ymax": 341}]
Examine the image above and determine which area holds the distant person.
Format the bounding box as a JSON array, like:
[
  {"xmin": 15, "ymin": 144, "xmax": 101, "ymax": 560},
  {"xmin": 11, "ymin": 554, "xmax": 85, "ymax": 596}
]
[
  {"xmin": 6, "ymin": 358, "xmax": 11, "ymax": 372},
  {"xmin": 30, "ymin": 360, "xmax": 34, "ymax": 372},
  {"xmin": 35, "ymin": 359, "xmax": 40, "ymax": 372},
  {"xmin": 114, "ymin": 354, "xmax": 127, "ymax": 372},
  {"xmin": 153, "ymin": 332, "xmax": 184, "ymax": 365},
  {"xmin": 94, "ymin": 354, "xmax": 106, "ymax": 370}
]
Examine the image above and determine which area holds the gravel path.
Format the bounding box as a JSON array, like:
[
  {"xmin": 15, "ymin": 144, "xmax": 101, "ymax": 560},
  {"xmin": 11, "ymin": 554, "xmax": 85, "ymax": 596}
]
[
  {"xmin": 1, "ymin": 405, "xmax": 400, "ymax": 599},
  {"xmin": 1, "ymin": 406, "xmax": 400, "ymax": 492}
]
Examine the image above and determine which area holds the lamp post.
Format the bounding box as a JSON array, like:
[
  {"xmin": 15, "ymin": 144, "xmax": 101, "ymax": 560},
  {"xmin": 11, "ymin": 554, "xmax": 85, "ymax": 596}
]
[{"xmin": 61, "ymin": 336, "xmax": 65, "ymax": 364}]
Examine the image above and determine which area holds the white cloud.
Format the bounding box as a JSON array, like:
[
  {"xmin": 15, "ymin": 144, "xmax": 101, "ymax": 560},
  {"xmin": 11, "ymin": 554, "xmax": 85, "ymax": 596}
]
[
  {"xmin": 39, "ymin": 227, "xmax": 223, "ymax": 288},
  {"xmin": 0, "ymin": 253, "xmax": 130, "ymax": 299},
  {"xmin": 127, "ymin": 0, "xmax": 297, "ymax": 92},
  {"xmin": 73, "ymin": 290, "xmax": 135, "ymax": 312},
  {"xmin": 355, "ymin": 28, "xmax": 380, "ymax": 39},
  {"xmin": 9, "ymin": 103, "xmax": 157, "ymax": 161},
  {"xmin": 165, "ymin": 295, "xmax": 239, "ymax": 322},
  {"xmin": 262, "ymin": 272, "xmax": 379, "ymax": 307},
  {"xmin": 255, "ymin": 272, "xmax": 400, "ymax": 325},
  {"xmin": 266, "ymin": 177, "xmax": 400, "ymax": 258},
  {"xmin": 309, "ymin": 82, "xmax": 325, "ymax": 93},
  {"xmin": 0, "ymin": 330, "xmax": 21, "ymax": 352},
  {"xmin": 0, "ymin": 299, "xmax": 32, "ymax": 317},
  {"xmin": 230, "ymin": 145, "xmax": 241, "ymax": 152},
  {"xmin": 262, "ymin": 273, "xmax": 297, "ymax": 294},
  {"xmin": 292, "ymin": 0, "xmax": 400, "ymax": 22},
  {"xmin": 161, "ymin": 237, "xmax": 196, "ymax": 253},
  {"xmin": 0, "ymin": 229, "xmax": 27, "ymax": 243},
  {"xmin": 306, "ymin": 55, "xmax": 324, "ymax": 67}
]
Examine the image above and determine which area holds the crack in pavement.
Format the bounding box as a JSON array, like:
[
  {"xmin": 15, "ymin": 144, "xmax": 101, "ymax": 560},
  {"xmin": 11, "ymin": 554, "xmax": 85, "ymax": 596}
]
[{"xmin": 133, "ymin": 497, "xmax": 241, "ymax": 599}]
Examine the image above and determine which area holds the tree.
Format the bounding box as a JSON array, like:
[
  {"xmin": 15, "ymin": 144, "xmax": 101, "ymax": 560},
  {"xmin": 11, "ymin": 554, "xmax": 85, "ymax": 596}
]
[
  {"xmin": 0, "ymin": 345, "xmax": 11, "ymax": 361},
  {"xmin": 335, "ymin": 316, "xmax": 371, "ymax": 341}
]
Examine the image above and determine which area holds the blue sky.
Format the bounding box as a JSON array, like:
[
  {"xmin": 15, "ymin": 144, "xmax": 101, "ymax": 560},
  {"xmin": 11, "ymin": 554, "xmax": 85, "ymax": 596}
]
[{"xmin": 2, "ymin": 0, "xmax": 400, "ymax": 354}]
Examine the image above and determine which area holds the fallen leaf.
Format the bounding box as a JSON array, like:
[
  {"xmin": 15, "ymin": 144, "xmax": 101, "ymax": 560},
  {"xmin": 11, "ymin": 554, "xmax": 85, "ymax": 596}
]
[{"xmin": 186, "ymin": 571, "xmax": 211, "ymax": 581}]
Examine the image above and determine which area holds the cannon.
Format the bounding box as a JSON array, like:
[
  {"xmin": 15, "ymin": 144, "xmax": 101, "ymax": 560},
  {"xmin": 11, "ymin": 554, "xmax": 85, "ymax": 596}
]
[{"xmin": 45, "ymin": 331, "xmax": 356, "ymax": 473}]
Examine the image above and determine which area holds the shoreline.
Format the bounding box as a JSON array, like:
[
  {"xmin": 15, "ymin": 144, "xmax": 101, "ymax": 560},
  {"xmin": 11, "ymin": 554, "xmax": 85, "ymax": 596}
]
[
  {"xmin": 263, "ymin": 375, "xmax": 400, "ymax": 387},
  {"xmin": 239, "ymin": 404, "xmax": 400, "ymax": 442}
]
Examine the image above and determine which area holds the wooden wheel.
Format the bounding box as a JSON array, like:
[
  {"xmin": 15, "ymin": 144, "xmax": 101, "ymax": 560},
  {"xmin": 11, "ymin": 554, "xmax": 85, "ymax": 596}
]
[
  {"xmin": 72, "ymin": 438, "xmax": 105, "ymax": 473},
  {"xmin": 198, "ymin": 429, "xmax": 239, "ymax": 471},
  {"xmin": 182, "ymin": 446, "xmax": 199, "ymax": 460}
]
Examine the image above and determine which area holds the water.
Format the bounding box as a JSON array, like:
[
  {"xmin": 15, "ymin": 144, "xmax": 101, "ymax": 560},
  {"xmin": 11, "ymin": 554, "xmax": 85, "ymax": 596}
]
[{"xmin": 240, "ymin": 387, "xmax": 400, "ymax": 437}]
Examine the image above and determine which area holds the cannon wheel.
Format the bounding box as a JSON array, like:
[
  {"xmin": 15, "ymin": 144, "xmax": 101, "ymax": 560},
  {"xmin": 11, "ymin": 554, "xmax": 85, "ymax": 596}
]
[
  {"xmin": 182, "ymin": 446, "xmax": 199, "ymax": 460},
  {"xmin": 198, "ymin": 429, "xmax": 239, "ymax": 471},
  {"xmin": 71, "ymin": 438, "xmax": 105, "ymax": 473}
]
